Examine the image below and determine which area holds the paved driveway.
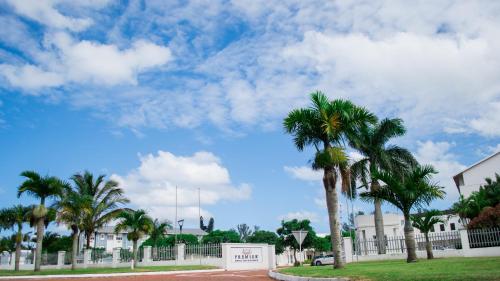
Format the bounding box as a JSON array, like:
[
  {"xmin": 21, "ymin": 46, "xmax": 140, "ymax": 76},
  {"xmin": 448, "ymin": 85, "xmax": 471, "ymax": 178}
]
[{"xmin": 1, "ymin": 270, "xmax": 273, "ymax": 281}]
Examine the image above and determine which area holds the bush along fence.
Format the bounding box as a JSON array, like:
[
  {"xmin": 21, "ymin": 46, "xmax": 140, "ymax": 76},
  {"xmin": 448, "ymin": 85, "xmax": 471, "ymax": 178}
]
[
  {"xmin": 343, "ymin": 228, "xmax": 500, "ymax": 263},
  {"xmin": 0, "ymin": 243, "xmax": 277, "ymax": 271}
]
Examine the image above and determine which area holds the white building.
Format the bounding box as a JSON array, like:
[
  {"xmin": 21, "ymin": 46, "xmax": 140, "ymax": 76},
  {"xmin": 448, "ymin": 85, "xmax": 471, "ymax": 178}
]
[
  {"xmin": 79, "ymin": 227, "xmax": 207, "ymax": 253},
  {"xmin": 355, "ymin": 212, "xmax": 462, "ymax": 240},
  {"xmin": 453, "ymin": 151, "xmax": 500, "ymax": 198}
]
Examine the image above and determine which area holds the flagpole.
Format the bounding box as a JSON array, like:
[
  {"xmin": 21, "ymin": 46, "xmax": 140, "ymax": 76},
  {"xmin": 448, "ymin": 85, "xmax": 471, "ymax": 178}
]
[{"xmin": 175, "ymin": 185, "xmax": 178, "ymax": 244}]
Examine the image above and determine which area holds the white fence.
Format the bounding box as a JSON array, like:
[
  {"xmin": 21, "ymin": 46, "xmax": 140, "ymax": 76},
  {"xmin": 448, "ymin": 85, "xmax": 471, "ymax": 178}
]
[
  {"xmin": 0, "ymin": 243, "xmax": 276, "ymax": 271},
  {"xmin": 344, "ymin": 228, "xmax": 500, "ymax": 263}
]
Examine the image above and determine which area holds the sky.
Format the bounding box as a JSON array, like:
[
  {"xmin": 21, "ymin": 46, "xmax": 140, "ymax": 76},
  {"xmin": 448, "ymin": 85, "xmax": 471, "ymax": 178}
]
[{"xmin": 0, "ymin": 0, "xmax": 499, "ymax": 235}]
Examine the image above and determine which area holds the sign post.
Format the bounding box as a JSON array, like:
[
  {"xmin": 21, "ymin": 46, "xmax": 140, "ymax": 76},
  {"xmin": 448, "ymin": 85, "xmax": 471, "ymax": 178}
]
[{"xmin": 292, "ymin": 230, "xmax": 308, "ymax": 265}]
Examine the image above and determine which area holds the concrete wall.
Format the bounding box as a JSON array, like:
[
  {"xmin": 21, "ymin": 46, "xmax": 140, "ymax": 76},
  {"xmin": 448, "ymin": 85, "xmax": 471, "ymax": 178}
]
[{"xmin": 221, "ymin": 243, "xmax": 275, "ymax": 270}]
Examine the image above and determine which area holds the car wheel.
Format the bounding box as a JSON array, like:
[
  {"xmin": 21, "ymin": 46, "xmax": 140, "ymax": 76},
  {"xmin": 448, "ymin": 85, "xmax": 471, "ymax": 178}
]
[{"xmin": 315, "ymin": 261, "xmax": 322, "ymax": 266}]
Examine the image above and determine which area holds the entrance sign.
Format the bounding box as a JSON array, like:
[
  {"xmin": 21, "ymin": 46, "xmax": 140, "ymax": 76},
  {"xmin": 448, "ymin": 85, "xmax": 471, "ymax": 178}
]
[{"xmin": 231, "ymin": 246, "xmax": 263, "ymax": 263}]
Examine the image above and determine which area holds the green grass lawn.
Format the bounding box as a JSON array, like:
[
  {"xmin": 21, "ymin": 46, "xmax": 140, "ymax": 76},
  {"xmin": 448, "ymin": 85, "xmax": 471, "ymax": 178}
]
[
  {"xmin": 0, "ymin": 265, "xmax": 217, "ymax": 276},
  {"xmin": 279, "ymin": 257, "xmax": 500, "ymax": 281}
]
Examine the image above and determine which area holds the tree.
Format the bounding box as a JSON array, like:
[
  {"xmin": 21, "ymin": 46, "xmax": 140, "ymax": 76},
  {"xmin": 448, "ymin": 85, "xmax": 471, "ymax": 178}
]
[
  {"xmin": 467, "ymin": 204, "xmax": 500, "ymax": 229},
  {"xmin": 361, "ymin": 165, "xmax": 445, "ymax": 263},
  {"xmin": 18, "ymin": 171, "xmax": 67, "ymax": 271},
  {"xmin": 114, "ymin": 209, "xmax": 153, "ymax": 268},
  {"xmin": 142, "ymin": 234, "xmax": 199, "ymax": 247},
  {"xmin": 236, "ymin": 224, "xmax": 253, "ymax": 242},
  {"xmin": 411, "ymin": 210, "xmax": 445, "ymax": 259},
  {"xmin": 284, "ymin": 92, "xmax": 376, "ymax": 269},
  {"xmin": 149, "ymin": 219, "xmax": 171, "ymax": 247},
  {"xmin": 247, "ymin": 230, "xmax": 284, "ymax": 254},
  {"xmin": 54, "ymin": 185, "xmax": 90, "ymax": 270},
  {"xmin": 350, "ymin": 118, "xmax": 416, "ymax": 254},
  {"xmin": 72, "ymin": 171, "xmax": 129, "ymax": 249},
  {"xmin": 200, "ymin": 216, "xmax": 215, "ymax": 233},
  {"xmin": 276, "ymin": 219, "xmax": 316, "ymax": 266},
  {"xmin": 313, "ymin": 236, "xmax": 332, "ymax": 256},
  {"xmin": 202, "ymin": 230, "xmax": 240, "ymax": 244},
  {"xmin": 0, "ymin": 236, "xmax": 15, "ymax": 254},
  {"xmin": 0, "ymin": 205, "xmax": 32, "ymax": 271},
  {"xmin": 452, "ymin": 174, "xmax": 500, "ymax": 222}
]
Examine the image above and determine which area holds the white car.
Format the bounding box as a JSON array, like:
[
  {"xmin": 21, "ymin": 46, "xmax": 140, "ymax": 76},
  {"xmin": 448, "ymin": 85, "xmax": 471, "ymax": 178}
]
[{"xmin": 311, "ymin": 254, "xmax": 334, "ymax": 266}]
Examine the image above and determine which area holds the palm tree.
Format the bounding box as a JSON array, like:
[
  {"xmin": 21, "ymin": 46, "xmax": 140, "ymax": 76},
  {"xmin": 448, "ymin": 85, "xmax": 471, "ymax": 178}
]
[
  {"xmin": 0, "ymin": 205, "xmax": 32, "ymax": 271},
  {"xmin": 71, "ymin": 171, "xmax": 129, "ymax": 249},
  {"xmin": 114, "ymin": 209, "xmax": 153, "ymax": 268},
  {"xmin": 54, "ymin": 186, "xmax": 91, "ymax": 270},
  {"xmin": 411, "ymin": 209, "xmax": 445, "ymax": 259},
  {"xmin": 350, "ymin": 118, "xmax": 416, "ymax": 254},
  {"xmin": 284, "ymin": 91, "xmax": 376, "ymax": 268},
  {"xmin": 149, "ymin": 219, "xmax": 171, "ymax": 260},
  {"xmin": 360, "ymin": 165, "xmax": 445, "ymax": 262},
  {"xmin": 18, "ymin": 171, "xmax": 67, "ymax": 271}
]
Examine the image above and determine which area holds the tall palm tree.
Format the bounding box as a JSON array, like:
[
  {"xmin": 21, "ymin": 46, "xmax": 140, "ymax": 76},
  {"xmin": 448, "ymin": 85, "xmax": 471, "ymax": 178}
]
[
  {"xmin": 284, "ymin": 91, "xmax": 376, "ymax": 268},
  {"xmin": 115, "ymin": 209, "xmax": 153, "ymax": 268},
  {"xmin": 54, "ymin": 186, "xmax": 91, "ymax": 270},
  {"xmin": 350, "ymin": 118, "xmax": 416, "ymax": 254},
  {"xmin": 71, "ymin": 171, "xmax": 129, "ymax": 249},
  {"xmin": 360, "ymin": 165, "xmax": 445, "ymax": 263},
  {"xmin": 17, "ymin": 171, "xmax": 67, "ymax": 271},
  {"xmin": 0, "ymin": 205, "xmax": 32, "ymax": 271},
  {"xmin": 411, "ymin": 209, "xmax": 445, "ymax": 259},
  {"xmin": 149, "ymin": 219, "xmax": 171, "ymax": 260}
]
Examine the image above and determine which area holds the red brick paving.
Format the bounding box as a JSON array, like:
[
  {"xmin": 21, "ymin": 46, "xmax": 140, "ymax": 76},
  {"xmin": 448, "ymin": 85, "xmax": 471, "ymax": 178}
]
[{"xmin": 1, "ymin": 270, "xmax": 273, "ymax": 281}]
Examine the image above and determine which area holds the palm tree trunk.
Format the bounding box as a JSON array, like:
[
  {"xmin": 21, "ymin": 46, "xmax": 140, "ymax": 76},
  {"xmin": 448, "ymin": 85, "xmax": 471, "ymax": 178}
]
[
  {"xmin": 71, "ymin": 230, "xmax": 79, "ymax": 270},
  {"xmin": 372, "ymin": 181, "xmax": 386, "ymax": 254},
  {"xmin": 85, "ymin": 232, "xmax": 91, "ymax": 249},
  {"xmin": 34, "ymin": 217, "xmax": 44, "ymax": 271},
  {"xmin": 425, "ymin": 233, "xmax": 433, "ymax": 259},
  {"xmin": 403, "ymin": 214, "xmax": 417, "ymax": 263},
  {"xmin": 15, "ymin": 230, "xmax": 21, "ymax": 271},
  {"xmin": 324, "ymin": 167, "xmax": 344, "ymax": 269},
  {"xmin": 132, "ymin": 240, "xmax": 138, "ymax": 268}
]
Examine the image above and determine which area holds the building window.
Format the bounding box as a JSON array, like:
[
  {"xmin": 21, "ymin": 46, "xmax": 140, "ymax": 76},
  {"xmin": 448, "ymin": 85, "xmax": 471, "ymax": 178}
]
[
  {"xmin": 440, "ymin": 224, "xmax": 445, "ymax": 232},
  {"xmin": 450, "ymin": 223, "xmax": 456, "ymax": 231},
  {"xmin": 430, "ymin": 226, "xmax": 435, "ymax": 232},
  {"xmin": 107, "ymin": 234, "xmax": 114, "ymax": 240},
  {"xmin": 116, "ymin": 235, "xmax": 122, "ymax": 241},
  {"xmin": 100, "ymin": 234, "xmax": 105, "ymax": 240}
]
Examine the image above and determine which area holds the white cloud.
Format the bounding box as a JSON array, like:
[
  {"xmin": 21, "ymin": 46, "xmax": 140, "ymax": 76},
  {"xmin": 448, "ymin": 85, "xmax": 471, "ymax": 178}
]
[
  {"xmin": 278, "ymin": 211, "xmax": 319, "ymax": 223},
  {"xmin": 284, "ymin": 166, "xmax": 322, "ymax": 182},
  {"xmin": 414, "ymin": 141, "xmax": 467, "ymax": 204},
  {"xmin": 5, "ymin": 0, "xmax": 100, "ymax": 31},
  {"xmin": 111, "ymin": 151, "xmax": 251, "ymax": 224},
  {"xmin": 469, "ymin": 102, "xmax": 500, "ymax": 137},
  {"xmin": 0, "ymin": 64, "xmax": 64, "ymax": 89},
  {"xmin": 1, "ymin": 33, "xmax": 172, "ymax": 89}
]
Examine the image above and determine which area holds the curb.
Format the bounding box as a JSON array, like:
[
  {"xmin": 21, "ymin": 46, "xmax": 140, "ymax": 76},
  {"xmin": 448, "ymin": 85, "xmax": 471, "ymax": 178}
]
[
  {"xmin": 0, "ymin": 269, "xmax": 225, "ymax": 279},
  {"xmin": 268, "ymin": 270, "xmax": 350, "ymax": 281}
]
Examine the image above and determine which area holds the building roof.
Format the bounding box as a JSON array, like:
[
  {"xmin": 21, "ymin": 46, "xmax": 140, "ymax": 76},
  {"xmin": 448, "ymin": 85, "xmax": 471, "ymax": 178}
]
[
  {"xmin": 453, "ymin": 151, "xmax": 500, "ymax": 188},
  {"xmin": 96, "ymin": 226, "xmax": 207, "ymax": 236}
]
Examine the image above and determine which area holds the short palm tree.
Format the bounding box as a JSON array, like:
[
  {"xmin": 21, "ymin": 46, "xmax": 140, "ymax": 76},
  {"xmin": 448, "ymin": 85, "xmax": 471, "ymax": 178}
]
[
  {"xmin": 350, "ymin": 118, "xmax": 416, "ymax": 254},
  {"xmin": 71, "ymin": 171, "xmax": 129, "ymax": 249},
  {"xmin": 115, "ymin": 209, "xmax": 153, "ymax": 268},
  {"xmin": 284, "ymin": 91, "xmax": 376, "ymax": 269},
  {"xmin": 411, "ymin": 209, "xmax": 445, "ymax": 259},
  {"xmin": 54, "ymin": 186, "xmax": 91, "ymax": 270},
  {"xmin": 0, "ymin": 205, "xmax": 32, "ymax": 271},
  {"xmin": 17, "ymin": 171, "xmax": 68, "ymax": 271},
  {"xmin": 149, "ymin": 219, "xmax": 171, "ymax": 259},
  {"xmin": 360, "ymin": 165, "xmax": 445, "ymax": 263}
]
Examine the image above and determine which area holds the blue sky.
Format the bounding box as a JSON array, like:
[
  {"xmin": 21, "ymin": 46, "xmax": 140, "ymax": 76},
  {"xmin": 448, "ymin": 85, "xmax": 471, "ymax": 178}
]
[{"xmin": 0, "ymin": 0, "xmax": 499, "ymax": 234}]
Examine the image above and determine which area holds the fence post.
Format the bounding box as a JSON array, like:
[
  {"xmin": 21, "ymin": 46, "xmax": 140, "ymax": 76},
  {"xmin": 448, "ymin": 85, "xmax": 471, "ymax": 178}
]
[
  {"xmin": 459, "ymin": 229, "xmax": 470, "ymax": 257},
  {"xmin": 83, "ymin": 249, "xmax": 90, "ymax": 269},
  {"xmin": 268, "ymin": 245, "xmax": 276, "ymax": 270},
  {"xmin": 143, "ymin": 246, "xmax": 152, "ymax": 264},
  {"xmin": 343, "ymin": 237, "xmax": 353, "ymax": 263},
  {"xmin": 57, "ymin": 251, "xmax": 65, "ymax": 269},
  {"xmin": 112, "ymin": 248, "xmax": 120, "ymax": 268},
  {"xmin": 175, "ymin": 244, "xmax": 185, "ymax": 265}
]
